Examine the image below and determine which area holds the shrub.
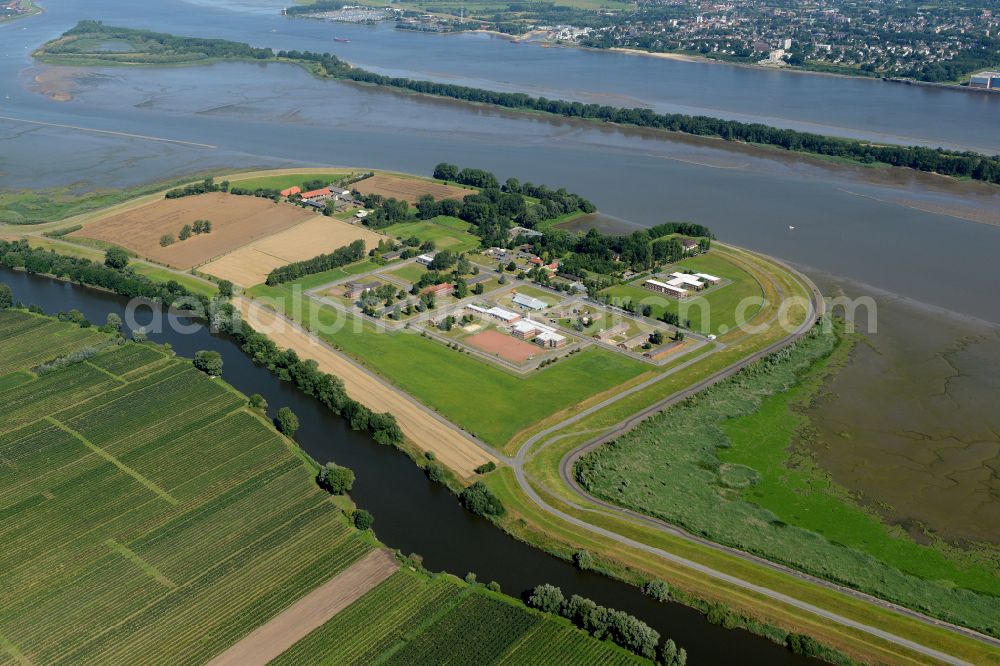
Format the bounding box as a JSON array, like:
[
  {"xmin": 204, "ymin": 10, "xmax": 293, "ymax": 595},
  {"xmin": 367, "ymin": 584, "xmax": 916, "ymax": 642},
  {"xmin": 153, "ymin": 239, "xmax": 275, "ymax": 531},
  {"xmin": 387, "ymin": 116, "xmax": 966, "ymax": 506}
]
[
  {"xmin": 474, "ymin": 461, "xmax": 497, "ymax": 474},
  {"xmin": 786, "ymin": 633, "xmax": 822, "ymax": 657},
  {"xmin": 0, "ymin": 282, "xmax": 12, "ymax": 310},
  {"xmin": 248, "ymin": 393, "xmax": 267, "ymax": 410},
  {"xmin": 572, "ymin": 549, "xmax": 595, "ymax": 571},
  {"xmin": 103, "ymin": 247, "xmax": 129, "ymax": 270},
  {"xmin": 643, "ymin": 579, "xmax": 670, "ymax": 602},
  {"xmin": 527, "ymin": 584, "xmax": 565, "ymax": 614},
  {"xmin": 274, "ymin": 406, "xmax": 299, "ymax": 439},
  {"xmin": 426, "ymin": 463, "xmax": 444, "ymax": 484},
  {"xmin": 353, "ymin": 509, "xmax": 374, "ymax": 530}
]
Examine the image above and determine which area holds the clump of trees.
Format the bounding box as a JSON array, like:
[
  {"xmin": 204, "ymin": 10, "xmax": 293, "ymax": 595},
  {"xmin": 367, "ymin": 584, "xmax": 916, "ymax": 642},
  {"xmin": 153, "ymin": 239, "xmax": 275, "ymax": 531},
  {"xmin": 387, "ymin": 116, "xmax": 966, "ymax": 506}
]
[
  {"xmin": 103, "ymin": 247, "xmax": 129, "ymax": 270},
  {"xmin": 274, "ymin": 406, "xmax": 299, "ymax": 438},
  {"xmin": 526, "ymin": 584, "xmax": 678, "ymax": 662},
  {"xmin": 0, "ymin": 282, "xmax": 12, "ymax": 310},
  {"xmin": 459, "ymin": 481, "xmax": 505, "ymax": 517},
  {"xmin": 193, "ymin": 350, "xmax": 223, "ymax": 376},
  {"xmin": 318, "ymin": 462, "xmax": 355, "ymax": 494},
  {"xmin": 266, "ymin": 239, "xmax": 365, "ymax": 285}
]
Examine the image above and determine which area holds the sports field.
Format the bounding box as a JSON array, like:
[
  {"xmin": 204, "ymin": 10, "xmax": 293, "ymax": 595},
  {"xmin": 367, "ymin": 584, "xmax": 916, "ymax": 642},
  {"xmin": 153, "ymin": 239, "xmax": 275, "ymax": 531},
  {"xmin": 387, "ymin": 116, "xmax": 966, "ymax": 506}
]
[
  {"xmin": 0, "ymin": 310, "xmax": 382, "ymax": 664},
  {"xmin": 352, "ymin": 174, "xmax": 472, "ymax": 204},
  {"xmin": 467, "ymin": 329, "xmax": 539, "ymax": 363},
  {"xmin": 200, "ymin": 217, "xmax": 385, "ymax": 286},
  {"xmin": 70, "ymin": 193, "xmax": 314, "ymax": 269}
]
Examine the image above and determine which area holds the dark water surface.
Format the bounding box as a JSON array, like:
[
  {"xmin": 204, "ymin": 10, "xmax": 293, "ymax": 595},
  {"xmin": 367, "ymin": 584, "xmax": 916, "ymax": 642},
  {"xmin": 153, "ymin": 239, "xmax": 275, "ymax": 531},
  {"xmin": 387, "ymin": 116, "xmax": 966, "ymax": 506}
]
[{"xmin": 0, "ymin": 267, "xmax": 813, "ymax": 665}]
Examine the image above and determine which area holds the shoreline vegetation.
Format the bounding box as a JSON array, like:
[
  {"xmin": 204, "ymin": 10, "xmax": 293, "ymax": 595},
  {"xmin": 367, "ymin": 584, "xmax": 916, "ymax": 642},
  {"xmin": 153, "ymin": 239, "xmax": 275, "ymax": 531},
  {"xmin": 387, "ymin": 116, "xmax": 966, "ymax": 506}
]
[
  {"xmin": 0, "ymin": 0, "xmax": 40, "ymax": 25},
  {"xmin": 32, "ymin": 21, "xmax": 1000, "ymax": 187}
]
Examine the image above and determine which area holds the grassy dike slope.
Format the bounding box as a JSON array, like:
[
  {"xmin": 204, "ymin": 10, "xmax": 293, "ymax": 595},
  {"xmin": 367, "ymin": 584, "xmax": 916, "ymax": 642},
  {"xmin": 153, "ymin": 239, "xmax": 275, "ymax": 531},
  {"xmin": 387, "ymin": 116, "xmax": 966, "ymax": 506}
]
[{"xmin": 0, "ymin": 308, "xmax": 652, "ymax": 664}]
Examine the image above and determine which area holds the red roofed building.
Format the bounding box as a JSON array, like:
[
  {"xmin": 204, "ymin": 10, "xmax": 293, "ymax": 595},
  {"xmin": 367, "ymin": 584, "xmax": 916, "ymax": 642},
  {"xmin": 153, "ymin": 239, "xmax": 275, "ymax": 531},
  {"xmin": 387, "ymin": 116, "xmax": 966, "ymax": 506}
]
[
  {"xmin": 301, "ymin": 187, "xmax": 331, "ymax": 200},
  {"xmin": 280, "ymin": 186, "xmax": 301, "ymax": 197},
  {"xmin": 529, "ymin": 256, "xmax": 543, "ymax": 266},
  {"xmin": 421, "ymin": 282, "xmax": 453, "ymax": 297}
]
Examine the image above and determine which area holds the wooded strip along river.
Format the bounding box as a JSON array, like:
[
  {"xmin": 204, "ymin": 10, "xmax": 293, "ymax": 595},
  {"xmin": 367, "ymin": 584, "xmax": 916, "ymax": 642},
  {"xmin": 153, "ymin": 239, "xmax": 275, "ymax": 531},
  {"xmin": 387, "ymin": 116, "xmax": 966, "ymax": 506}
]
[{"xmin": 1, "ymin": 0, "xmax": 998, "ymax": 660}]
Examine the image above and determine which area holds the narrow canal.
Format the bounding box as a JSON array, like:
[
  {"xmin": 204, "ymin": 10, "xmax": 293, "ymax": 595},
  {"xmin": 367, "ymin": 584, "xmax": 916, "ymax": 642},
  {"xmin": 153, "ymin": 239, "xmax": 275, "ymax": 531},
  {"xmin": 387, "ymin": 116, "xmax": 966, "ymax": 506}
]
[{"xmin": 2, "ymin": 267, "xmax": 813, "ymax": 664}]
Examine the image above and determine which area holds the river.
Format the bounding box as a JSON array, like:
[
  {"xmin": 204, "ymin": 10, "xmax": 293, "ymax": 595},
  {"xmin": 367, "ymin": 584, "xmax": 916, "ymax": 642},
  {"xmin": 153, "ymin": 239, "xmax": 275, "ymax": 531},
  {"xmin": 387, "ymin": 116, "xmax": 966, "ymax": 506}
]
[{"xmin": 0, "ymin": 267, "xmax": 812, "ymax": 665}]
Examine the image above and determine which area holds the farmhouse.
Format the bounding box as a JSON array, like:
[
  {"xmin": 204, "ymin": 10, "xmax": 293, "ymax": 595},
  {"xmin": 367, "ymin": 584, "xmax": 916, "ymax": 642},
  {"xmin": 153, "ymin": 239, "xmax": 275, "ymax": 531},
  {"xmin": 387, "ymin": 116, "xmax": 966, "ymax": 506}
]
[
  {"xmin": 280, "ymin": 186, "xmax": 301, "ymax": 197},
  {"xmin": 681, "ymin": 238, "xmax": 700, "ymax": 253},
  {"xmin": 645, "ymin": 279, "xmax": 688, "ymax": 299},
  {"xmin": 512, "ymin": 293, "xmax": 548, "ymax": 311},
  {"xmin": 467, "ymin": 304, "xmax": 521, "ymax": 324},
  {"xmin": 301, "ymin": 187, "xmax": 331, "ymax": 200},
  {"xmin": 422, "ymin": 282, "xmax": 453, "ymax": 297},
  {"xmin": 416, "ymin": 253, "xmax": 437, "ymax": 266}
]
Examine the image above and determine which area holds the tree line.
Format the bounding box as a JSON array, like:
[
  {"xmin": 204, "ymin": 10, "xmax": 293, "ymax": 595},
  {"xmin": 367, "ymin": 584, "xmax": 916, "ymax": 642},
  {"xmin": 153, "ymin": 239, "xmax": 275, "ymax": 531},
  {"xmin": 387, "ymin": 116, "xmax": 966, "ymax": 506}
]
[
  {"xmin": 276, "ymin": 48, "xmax": 1000, "ymax": 184},
  {"xmin": 265, "ymin": 239, "xmax": 366, "ymax": 285},
  {"xmin": 214, "ymin": 304, "xmax": 404, "ymax": 447}
]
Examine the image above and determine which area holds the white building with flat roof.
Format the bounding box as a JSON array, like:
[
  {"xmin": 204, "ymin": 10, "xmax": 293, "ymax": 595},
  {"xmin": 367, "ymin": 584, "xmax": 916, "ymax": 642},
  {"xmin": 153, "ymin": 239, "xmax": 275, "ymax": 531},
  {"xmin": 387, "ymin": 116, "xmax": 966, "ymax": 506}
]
[
  {"xmin": 512, "ymin": 293, "xmax": 548, "ymax": 310},
  {"xmin": 416, "ymin": 253, "xmax": 436, "ymax": 266},
  {"xmin": 645, "ymin": 279, "xmax": 688, "ymax": 298},
  {"xmin": 668, "ymin": 272, "xmax": 706, "ymax": 289},
  {"xmin": 695, "ymin": 272, "xmax": 721, "ymax": 284}
]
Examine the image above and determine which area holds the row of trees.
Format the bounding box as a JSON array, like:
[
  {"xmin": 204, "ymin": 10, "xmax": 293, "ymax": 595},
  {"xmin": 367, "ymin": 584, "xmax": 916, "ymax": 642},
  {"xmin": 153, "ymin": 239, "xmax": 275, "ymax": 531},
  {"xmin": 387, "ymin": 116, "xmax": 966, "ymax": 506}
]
[
  {"xmin": 165, "ymin": 177, "xmax": 230, "ymax": 199},
  {"xmin": 527, "ymin": 584, "xmax": 681, "ymax": 663},
  {"xmin": 0, "ymin": 240, "xmax": 209, "ymax": 311},
  {"xmin": 265, "ymin": 239, "xmax": 366, "ymax": 285},
  {"xmin": 214, "ymin": 304, "xmax": 404, "ymax": 447},
  {"xmin": 278, "ymin": 48, "xmax": 1000, "ymax": 184}
]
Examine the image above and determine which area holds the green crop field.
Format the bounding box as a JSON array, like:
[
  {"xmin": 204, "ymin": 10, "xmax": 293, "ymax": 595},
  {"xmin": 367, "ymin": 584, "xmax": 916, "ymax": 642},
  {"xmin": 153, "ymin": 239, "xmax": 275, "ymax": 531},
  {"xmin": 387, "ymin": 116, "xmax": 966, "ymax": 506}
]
[
  {"xmin": 247, "ymin": 284, "xmax": 648, "ymax": 446},
  {"xmin": 228, "ymin": 172, "xmax": 351, "ymax": 192},
  {"xmin": 384, "ymin": 216, "xmax": 480, "ymax": 253},
  {"xmin": 574, "ymin": 322, "xmax": 1000, "ymax": 637},
  {"xmin": 600, "ymin": 253, "xmax": 764, "ymax": 335},
  {"xmin": 385, "ymin": 262, "xmax": 428, "ymax": 284},
  {"xmin": 0, "ymin": 310, "xmax": 376, "ymax": 664},
  {"xmin": 273, "ymin": 570, "xmax": 647, "ymax": 666}
]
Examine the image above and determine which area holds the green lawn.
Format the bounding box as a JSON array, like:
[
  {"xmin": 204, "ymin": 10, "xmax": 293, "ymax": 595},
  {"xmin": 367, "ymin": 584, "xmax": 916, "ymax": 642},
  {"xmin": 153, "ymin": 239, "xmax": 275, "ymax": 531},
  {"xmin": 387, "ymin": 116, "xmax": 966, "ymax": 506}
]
[
  {"xmin": 250, "ymin": 285, "xmax": 647, "ymax": 446},
  {"xmin": 227, "ymin": 172, "xmax": 350, "ymax": 193},
  {"xmin": 245, "ymin": 259, "xmax": 379, "ymax": 296},
  {"xmin": 384, "ymin": 216, "xmax": 480, "ymax": 253},
  {"xmin": 601, "ymin": 253, "xmax": 763, "ymax": 335},
  {"xmin": 575, "ymin": 322, "xmax": 1000, "ymax": 636},
  {"xmin": 384, "ymin": 262, "xmax": 427, "ymax": 284}
]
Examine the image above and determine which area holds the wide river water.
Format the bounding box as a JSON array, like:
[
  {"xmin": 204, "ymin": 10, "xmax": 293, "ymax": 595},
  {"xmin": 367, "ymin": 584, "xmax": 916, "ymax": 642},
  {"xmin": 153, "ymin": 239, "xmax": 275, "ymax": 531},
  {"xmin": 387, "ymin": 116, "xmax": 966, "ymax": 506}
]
[{"xmin": 1, "ymin": 0, "xmax": 999, "ymax": 653}]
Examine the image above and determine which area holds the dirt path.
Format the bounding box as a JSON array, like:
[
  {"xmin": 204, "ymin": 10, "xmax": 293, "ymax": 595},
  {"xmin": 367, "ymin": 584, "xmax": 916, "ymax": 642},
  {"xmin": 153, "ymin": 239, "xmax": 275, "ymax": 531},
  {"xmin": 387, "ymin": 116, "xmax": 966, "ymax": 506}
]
[
  {"xmin": 208, "ymin": 549, "xmax": 398, "ymax": 666},
  {"xmin": 235, "ymin": 298, "xmax": 498, "ymax": 478}
]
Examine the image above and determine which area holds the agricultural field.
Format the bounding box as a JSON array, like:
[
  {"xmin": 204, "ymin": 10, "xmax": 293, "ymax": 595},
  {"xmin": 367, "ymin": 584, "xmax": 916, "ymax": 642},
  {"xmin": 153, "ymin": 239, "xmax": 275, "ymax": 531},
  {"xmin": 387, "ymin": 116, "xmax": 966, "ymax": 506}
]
[
  {"xmin": 384, "ymin": 216, "xmax": 480, "ymax": 252},
  {"xmin": 0, "ymin": 310, "xmax": 377, "ymax": 664},
  {"xmin": 600, "ymin": 253, "xmax": 762, "ymax": 335},
  {"xmin": 70, "ymin": 193, "xmax": 314, "ymax": 269},
  {"xmin": 352, "ymin": 174, "xmax": 473, "ymax": 204},
  {"xmin": 0, "ymin": 310, "xmax": 105, "ymax": 376},
  {"xmin": 574, "ymin": 323, "xmax": 1000, "ymax": 636},
  {"xmin": 199, "ymin": 216, "xmax": 385, "ymax": 286},
  {"xmin": 272, "ymin": 570, "xmax": 647, "ymax": 666}
]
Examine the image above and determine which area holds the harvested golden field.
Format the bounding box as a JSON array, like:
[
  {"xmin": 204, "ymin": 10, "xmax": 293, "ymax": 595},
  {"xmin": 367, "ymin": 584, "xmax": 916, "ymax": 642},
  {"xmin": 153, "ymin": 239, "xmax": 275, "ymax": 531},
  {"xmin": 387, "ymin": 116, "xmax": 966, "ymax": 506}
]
[
  {"xmin": 200, "ymin": 217, "xmax": 385, "ymax": 286},
  {"xmin": 351, "ymin": 174, "xmax": 472, "ymax": 204},
  {"xmin": 70, "ymin": 193, "xmax": 314, "ymax": 269}
]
